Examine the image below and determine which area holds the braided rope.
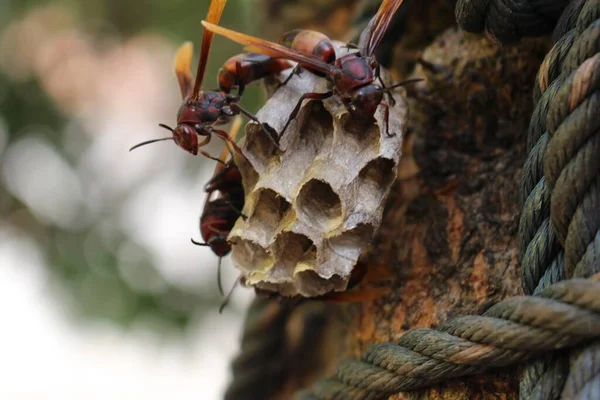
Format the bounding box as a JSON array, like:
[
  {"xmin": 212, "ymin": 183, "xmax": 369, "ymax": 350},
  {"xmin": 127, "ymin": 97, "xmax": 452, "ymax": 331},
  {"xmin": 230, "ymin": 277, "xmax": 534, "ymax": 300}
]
[
  {"xmin": 518, "ymin": 0, "xmax": 600, "ymax": 397},
  {"xmin": 560, "ymin": 233, "xmax": 600, "ymax": 399},
  {"xmin": 455, "ymin": 0, "xmax": 572, "ymax": 43},
  {"xmin": 518, "ymin": 7, "xmax": 574, "ymax": 398},
  {"xmin": 224, "ymin": 297, "xmax": 295, "ymax": 400},
  {"xmin": 562, "ymin": 340, "xmax": 600, "ymax": 399},
  {"xmin": 296, "ymin": 276, "xmax": 600, "ymax": 399}
]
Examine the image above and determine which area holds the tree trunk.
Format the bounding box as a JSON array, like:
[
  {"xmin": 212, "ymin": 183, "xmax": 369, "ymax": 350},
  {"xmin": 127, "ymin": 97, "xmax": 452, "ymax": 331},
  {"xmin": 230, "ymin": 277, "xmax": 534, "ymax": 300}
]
[{"xmin": 243, "ymin": 2, "xmax": 552, "ymax": 399}]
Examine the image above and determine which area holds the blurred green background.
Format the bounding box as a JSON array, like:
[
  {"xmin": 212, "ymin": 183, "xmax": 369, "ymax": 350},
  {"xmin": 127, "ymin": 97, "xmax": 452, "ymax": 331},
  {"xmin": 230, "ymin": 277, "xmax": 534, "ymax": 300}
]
[{"xmin": 0, "ymin": 0, "xmax": 267, "ymax": 397}]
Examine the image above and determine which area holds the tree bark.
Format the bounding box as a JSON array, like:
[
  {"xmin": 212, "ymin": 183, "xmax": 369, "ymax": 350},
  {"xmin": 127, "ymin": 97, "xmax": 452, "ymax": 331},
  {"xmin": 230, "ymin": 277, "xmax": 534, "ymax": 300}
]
[
  {"xmin": 246, "ymin": 2, "xmax": 553, "ymax": 399},
  {"xmin": 328, "ymin": 28, "xmax": 549, "ymax": 400}
]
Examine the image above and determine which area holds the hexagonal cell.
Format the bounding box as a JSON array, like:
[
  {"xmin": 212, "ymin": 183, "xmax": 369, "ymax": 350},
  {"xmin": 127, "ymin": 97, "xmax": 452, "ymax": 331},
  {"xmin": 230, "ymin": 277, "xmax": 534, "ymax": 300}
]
[
  {"xmin": 295, "ymin": 179, "xmax": 343, "ymax": 231},
  {"xmin": 244, "ymin": 122, "xmax": 281, "ymax": 171},
  {"xmin": 356, "ymin": 157, "xmax": 397, "ymax": 205},
  {"xmin": 325, "ymin": 223, "xmax": 374, "ymax": 260},
  {"xmin": 270, "ymin": 232, "xmax": 316, "ymax": 281},
  {"xmin": 249, "ymin": 188, "xmax": 291, "ymax": 243},
  {"xmin": 296, "ymin": 270, "xmax": 346, "ymax": 296},
  {"xmin": 233, "ymin": 152, "xmax": 259, "ymax": 194},
  {"xmin": 337, "ymin": 112, "xmax": 381, "ymax": 155},
  {"xmin": 255, "ymin": 280, "xmax": 296, "ymax": 297},
  {"xmin": 255, "ymin": 101, "xmax": 335, "ymax": 201},
  {"xmin": 296, "ymin": 101, "xmax": 333, "ymax": 142},
  {"xmin": 279, "ymin": 100, "xmax": 334, "ymax": 178},
  {"xmin": 295, "ymin": 243, "xmax": 317, "ymax": 272},
  {"xmin": 231, "ymin": 238, "xmax": 274, "ymax": 275}
]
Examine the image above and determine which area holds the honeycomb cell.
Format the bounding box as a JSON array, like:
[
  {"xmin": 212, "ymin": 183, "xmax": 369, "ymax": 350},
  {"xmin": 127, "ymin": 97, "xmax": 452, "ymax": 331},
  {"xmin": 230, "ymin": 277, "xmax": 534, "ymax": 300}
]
[
  {"xmin": 249, "ymin": 188, "xmax": 291, "ymax": 244},
  {"xmin": 257, "ymin": 100, "xmax": 335, "ymax": 200},
  {"xmin": 270, "ymin": 232, "xmax": 315, "ymax": 281},
  {"xmin": 296, "ymin": 270, "xmax": 345, "ymax": 296},
  {"xmin": 231, "ymin": 239, "xmax": 274, "ymax": 276},
  {"xmin": 244, "ymin": 122, "xmax": 280, "ymax": 172},
  {"xmin": 325, "ymin": 223, "xmax": 374, "ymax": 260},
  {"xmin": 338, "ymin": 112, "xmax": 380, "ymax": 151},
  {"xmin": 356, "ymin": 157, "xmax": 397, "ymax": 206},
  {"xmin": 233, "ymin": 152, "xmax": 259, "ymax": 194},
  {"xmin": 297, "ymin": 101, "xmax": 333, "ymax": 142},
  {"xmin": 256, "ymin": 281, "xmax": 294, "ymax": 295},
  {"xmin": 296, "ymin": 179, "xmax": 343, "ymax": 232}
]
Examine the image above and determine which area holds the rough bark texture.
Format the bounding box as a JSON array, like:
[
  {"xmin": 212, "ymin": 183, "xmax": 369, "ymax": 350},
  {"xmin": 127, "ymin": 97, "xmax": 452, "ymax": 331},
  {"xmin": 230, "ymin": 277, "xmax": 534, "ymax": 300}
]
[
  {"xmin": 332, "ymin": 28, "xmax": 549, "ymax": 400},
  {"xmin": 245, "ymin": 1, "xmax": 553, "ymax": 399},
  {"xmin": 272, "ymin": 301, "xmax": 349, "ymax": 400},
  {"xmin": 338, "ymin": 28, "xmax": 548, "ymax": 399}
]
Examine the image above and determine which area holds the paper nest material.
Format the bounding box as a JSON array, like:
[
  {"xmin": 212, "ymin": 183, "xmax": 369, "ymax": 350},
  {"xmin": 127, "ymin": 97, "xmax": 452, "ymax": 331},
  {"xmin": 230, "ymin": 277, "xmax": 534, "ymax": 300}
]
[{"xmin": 229, "ymin": 42, "xmax": 407, "ymax": 297}]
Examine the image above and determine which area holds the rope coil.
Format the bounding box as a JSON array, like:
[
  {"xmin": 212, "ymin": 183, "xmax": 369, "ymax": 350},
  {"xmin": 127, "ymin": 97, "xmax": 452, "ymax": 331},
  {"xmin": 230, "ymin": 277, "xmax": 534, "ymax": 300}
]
[
  {"xmin": 519, "ymin": 0, "xmax": 600, "ymax": 397},
  {"xmin": 455, "ymin": 0, "xmax": 571, "ymax": 43},
  {"xmin": 297, "ymin": 277, "xmax": 600, "ymax": 400}
]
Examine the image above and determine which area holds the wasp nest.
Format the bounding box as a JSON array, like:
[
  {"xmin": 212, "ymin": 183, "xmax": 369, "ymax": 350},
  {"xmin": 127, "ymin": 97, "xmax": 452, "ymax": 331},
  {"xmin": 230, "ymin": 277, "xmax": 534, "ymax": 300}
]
[{"xmin": 230, "ymin": 44, "xmax": 407, "ymax": 297}]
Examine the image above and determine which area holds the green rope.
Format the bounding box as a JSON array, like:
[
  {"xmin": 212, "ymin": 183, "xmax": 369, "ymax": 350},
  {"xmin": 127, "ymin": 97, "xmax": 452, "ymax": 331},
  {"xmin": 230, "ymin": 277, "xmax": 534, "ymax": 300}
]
[
  {"xmin": 562, "ymin": 340, "xmax": 600, "ymax": 399},
  {"xmin": 455, "ymin": 0, "xmax": 571, "ymax": 43},
  {"xmin": 297, "ymin": 277, "xmax": 600, "ymax": 399},
  {"xmin": 518, "ymin": 0, "xmax": 600, "ymax": 397}
]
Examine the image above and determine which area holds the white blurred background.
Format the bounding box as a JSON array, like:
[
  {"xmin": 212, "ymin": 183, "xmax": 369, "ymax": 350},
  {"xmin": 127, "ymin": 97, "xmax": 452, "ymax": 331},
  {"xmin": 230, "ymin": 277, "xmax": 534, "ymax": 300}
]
[{"xmin": 0, "ymin": 1, "xmax": 264, "ymax": 398}]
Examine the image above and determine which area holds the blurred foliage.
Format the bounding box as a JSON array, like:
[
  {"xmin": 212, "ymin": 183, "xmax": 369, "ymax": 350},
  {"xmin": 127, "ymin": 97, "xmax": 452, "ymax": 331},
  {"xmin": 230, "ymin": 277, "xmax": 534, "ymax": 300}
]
[{"xmin": 0, "ymin": 0, "xmax": 266, "ymax": 332}]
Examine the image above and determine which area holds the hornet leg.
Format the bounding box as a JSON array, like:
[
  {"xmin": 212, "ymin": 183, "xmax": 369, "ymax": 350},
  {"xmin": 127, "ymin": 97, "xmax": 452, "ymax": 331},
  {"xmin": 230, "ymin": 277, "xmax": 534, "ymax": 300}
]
[
  {"xmin": 226, "ymin": 202, "xmax": 247, "ymax": 220},
  {"xmin": 211, "ymin": 127, "xmax": 243, "ymax": 155},
  {"xmin": 375, "ymin": 64, "xmax": 396, "ymax": 106},
  {"xmin": 380, "ymin": 100, "xmax": 394, "ymax": 138},
  {"xmin": 279, "ymin": 91, "xmax": 333, "ymax": 140},
  {"xmin": 219, "ymin": 276, "xmax": 242, "ymax": 314},
  {"xmin": 277, "ymin": 64, "xmax": 303, "ymax": 88},
  {"xmin": 229, "ymin": 103, "xmax": 282, "ymax": 151},
  {"xmin": 198, "ymin": 135, "xmax": 226, "ymax": 164}
]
